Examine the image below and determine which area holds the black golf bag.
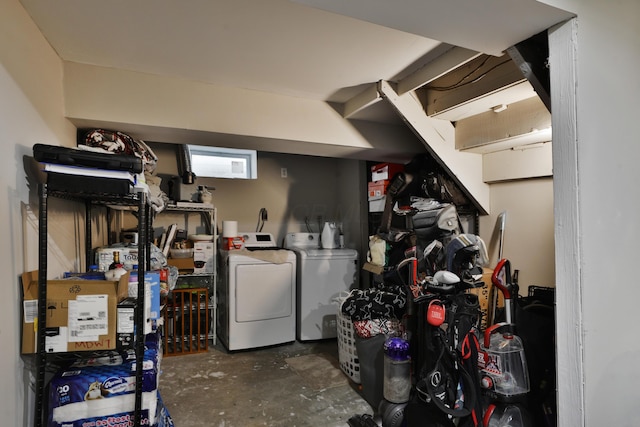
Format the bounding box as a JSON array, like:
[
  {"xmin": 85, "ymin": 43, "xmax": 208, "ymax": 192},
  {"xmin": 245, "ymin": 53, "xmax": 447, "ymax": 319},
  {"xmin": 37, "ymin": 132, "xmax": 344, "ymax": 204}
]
[{"xmin": 406, "ymin": 292, "xmax": 485, "ymax": 427}]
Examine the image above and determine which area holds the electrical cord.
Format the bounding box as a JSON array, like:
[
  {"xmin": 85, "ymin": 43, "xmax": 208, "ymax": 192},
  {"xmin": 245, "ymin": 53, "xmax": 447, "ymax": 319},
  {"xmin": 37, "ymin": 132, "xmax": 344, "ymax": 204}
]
[{"xmin": 428, "ymin": 57, "xmax": 511, "ymax": 92}]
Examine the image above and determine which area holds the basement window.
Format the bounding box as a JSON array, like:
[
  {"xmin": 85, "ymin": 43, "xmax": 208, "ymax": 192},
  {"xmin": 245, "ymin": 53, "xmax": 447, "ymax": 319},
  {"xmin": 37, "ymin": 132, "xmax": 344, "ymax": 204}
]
[{"xmin": 187, "ymin": 145, "xmax": 257, "ymax": 179}]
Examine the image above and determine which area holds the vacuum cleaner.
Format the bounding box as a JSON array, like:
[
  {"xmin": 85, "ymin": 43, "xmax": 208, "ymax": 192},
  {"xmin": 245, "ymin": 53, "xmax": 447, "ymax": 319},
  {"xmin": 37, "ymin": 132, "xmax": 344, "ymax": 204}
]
[{"xmin": 479, "ymin": 258, "xmax": 533, "ymax": 427}]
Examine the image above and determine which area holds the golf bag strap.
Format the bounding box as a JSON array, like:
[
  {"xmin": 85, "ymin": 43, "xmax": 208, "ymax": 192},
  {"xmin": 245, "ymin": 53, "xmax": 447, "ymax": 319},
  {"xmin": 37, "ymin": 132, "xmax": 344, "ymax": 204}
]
[
  {"xmin": 425, "ymin": 360, "xmax": 477, "ymax": 419},
  {"xmin": 418, "ymin": 332, "xmax": 478, "ymax": 420},
  {"xmin": 460, "ymin": 331, "xmax": 485, "ymax": 427}
]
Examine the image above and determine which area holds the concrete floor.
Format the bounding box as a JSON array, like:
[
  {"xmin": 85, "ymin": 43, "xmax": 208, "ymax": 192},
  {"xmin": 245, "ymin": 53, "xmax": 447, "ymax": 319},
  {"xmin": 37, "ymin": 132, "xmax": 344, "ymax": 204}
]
[{"xmin": 159, "ymin": 339, "xmax": 374, "ymax": 427}]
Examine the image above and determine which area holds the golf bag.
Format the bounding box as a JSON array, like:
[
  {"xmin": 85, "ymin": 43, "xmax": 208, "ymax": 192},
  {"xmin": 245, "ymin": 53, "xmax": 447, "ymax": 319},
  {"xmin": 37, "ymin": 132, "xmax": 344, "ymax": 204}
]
[{"xmin": 407, "ymin": 292, "xmax": 484, "ymax": 427}]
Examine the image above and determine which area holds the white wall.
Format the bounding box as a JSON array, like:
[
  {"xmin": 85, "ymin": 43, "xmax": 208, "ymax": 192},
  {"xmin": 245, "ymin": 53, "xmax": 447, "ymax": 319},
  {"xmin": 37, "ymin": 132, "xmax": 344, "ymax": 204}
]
[
  {"xmin": 63, "ymin": 62, "xmax": 427, "ymax": 164},
  {"xmin": 543, "ymin": 0, "xmax": 640, "ymax": 426},
  {"xmin": 0, "ymin": 1, "xmax": 77, "ymax": 426},
  {"xmin": 478, "ymin": 178, "xmax": 555, "ymax": 292}
]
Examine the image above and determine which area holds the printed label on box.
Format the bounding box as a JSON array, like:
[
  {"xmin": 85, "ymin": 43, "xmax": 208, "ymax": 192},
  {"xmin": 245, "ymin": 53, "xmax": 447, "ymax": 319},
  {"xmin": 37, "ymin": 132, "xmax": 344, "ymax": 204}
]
[
  {"xmin": 95, "ymin": 247, "xmax": 139, "ymax": 271},
  {"xmin": 118, "ymin": 307, "xmax": 135, "ymax": 333},
  {"xmin": 68, "ymin": 295, "xmax": 108, "ymax": 342},
  {"xmin": 23, "ymin": 300, "xmax": 37, "ymax": 324},
  {"xmin": 44, "ymin": 327, "xmax": 68, "ymax": 353}
]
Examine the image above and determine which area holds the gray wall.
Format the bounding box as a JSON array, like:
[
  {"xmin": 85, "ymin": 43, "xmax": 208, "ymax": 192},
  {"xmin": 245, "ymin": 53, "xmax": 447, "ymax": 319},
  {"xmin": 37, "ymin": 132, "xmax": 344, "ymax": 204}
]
[{"xmin": 148, "ymin": 142, "xmax": 367, "ymax": 252}]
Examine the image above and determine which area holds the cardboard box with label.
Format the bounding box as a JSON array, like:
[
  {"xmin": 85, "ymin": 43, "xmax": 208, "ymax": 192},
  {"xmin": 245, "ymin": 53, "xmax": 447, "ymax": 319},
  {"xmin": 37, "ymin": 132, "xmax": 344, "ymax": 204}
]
[
  {"xmin": 95, "ymin": 246, "xmax": 139, "ymax": 271},
  {"xmin": 193, "ymin": 241, "xmax": 214, "ymax": 273},
  {"xmin": 368, "ymin": 180, "xmax": 390, "ymax": 199},
  {"xmin": 21, "ymin": 270, "xmax": 129, "ymax": 354},
  {"xmin": 371, "ymin": 162, "xmax": 404, "ymax": 182},
  {"xmin": 130, "ymin": 270, "xmax": 161, "ymax": 335}
]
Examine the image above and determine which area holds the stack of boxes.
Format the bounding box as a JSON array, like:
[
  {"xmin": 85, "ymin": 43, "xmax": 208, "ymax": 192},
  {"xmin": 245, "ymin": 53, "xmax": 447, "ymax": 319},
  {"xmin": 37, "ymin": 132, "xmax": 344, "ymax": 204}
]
[
  {"xmin": 20, "ymin": 271, "xmax": 130, "ymax": 354},
  {"xmin": 368, "ymin": 162, "xmax": 404, "ymax": 212},
  {"xmin": 20, "ymin": 268, "xmax": 161, "ymax": 355},
  {"xmin": 165, "ymin": 239, "xmax": 214, "ymax": 274}
]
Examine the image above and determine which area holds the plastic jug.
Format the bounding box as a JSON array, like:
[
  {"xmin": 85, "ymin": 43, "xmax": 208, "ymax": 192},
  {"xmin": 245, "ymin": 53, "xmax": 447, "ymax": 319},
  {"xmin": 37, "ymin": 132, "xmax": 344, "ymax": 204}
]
[
  {"xmin": 321, "ymin": 222, "xmax": 338, "ymax": 249},
  {"xmin": 479, "ymin": 323, "xmax": 530, "ymax": 399}
]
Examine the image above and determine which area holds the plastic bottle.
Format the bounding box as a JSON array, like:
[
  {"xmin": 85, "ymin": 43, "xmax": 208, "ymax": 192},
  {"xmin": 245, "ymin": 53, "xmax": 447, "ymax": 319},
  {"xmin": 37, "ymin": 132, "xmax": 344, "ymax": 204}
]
[
  {"xmin": 383, "ymin": 337, "xmax": 411, "ymax": 403},
  {"xmin": 321, "ymin": 222, "xmax": 337, "ymax": 249},
  {"xmin": 105, "ymin": 258, "xmax": 127, "ymax": 281}
]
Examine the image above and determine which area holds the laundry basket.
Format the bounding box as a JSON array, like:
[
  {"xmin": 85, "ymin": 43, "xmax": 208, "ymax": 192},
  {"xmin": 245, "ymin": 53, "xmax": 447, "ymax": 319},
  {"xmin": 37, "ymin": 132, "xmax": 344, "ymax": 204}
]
[{"xmin": 335, "ymin": 291, "xmax": 361, "ymax": 384}]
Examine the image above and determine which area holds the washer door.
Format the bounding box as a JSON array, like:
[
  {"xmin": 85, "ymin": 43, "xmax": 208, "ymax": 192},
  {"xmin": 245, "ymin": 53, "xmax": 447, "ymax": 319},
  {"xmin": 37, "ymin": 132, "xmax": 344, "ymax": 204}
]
[{"xmin": 234, "ymin": 262, "xmax": 294, "ymax": 322}]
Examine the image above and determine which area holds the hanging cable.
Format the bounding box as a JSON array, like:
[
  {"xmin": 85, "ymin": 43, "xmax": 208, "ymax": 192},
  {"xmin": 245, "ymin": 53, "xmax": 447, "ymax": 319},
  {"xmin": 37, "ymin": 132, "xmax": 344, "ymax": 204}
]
[
  {"xmin": 428, "ymin": 57, "xmax": 511, "ymax": 91},
  {"xmin": 256, "ymin": 208, "xmax": 268, "ymax": 232}
]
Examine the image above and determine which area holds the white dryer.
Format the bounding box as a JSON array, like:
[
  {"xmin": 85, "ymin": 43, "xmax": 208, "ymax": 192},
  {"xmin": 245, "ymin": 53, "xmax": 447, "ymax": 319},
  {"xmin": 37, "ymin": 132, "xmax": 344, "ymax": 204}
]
[
  {"xmin": 284, "ymin": 232, "xmax": 358, "ymax": 341},
  {"xmin": 218, "ymin": 232, "xmax": 296, "ymax": 351}
]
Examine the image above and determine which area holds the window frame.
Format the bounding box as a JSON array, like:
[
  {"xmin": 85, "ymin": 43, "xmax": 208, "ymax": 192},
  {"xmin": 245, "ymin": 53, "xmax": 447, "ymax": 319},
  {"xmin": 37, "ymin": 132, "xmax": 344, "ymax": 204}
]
[{"xmin": 186, "ymin": 145, "xmax": 258, "ymax": 179}]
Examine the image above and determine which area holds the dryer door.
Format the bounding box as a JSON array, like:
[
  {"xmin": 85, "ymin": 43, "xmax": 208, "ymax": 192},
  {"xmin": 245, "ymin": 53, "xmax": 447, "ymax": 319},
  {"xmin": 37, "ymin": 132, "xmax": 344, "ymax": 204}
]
[{"xmin": 234, "ymin": 262, "xmax": 294, "ymax": 322}]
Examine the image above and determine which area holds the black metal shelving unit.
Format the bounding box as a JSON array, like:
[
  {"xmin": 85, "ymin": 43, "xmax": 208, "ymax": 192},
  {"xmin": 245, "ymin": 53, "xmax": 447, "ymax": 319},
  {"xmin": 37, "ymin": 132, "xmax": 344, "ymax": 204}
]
[{"xmin": 34, "ymin": 183, "xmax": 151, "ymax": 427}]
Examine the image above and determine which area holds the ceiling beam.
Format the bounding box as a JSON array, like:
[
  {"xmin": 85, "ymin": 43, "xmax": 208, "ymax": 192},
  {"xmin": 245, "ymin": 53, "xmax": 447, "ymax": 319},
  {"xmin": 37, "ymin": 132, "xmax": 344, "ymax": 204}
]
[
  {"xmin": 342, "ymin": 84, "xmax": 382, "ymax": 119},
  {"xmin": 397, "ymin": 46, "xmax": 481, "ymax": 95},
  {"xmin": 377, "ymin": 80, "xmax": 490, "ymax": 214},
  {"xmin": 506, "ymin": 30, "xmax": 551, "ymax": 112}
]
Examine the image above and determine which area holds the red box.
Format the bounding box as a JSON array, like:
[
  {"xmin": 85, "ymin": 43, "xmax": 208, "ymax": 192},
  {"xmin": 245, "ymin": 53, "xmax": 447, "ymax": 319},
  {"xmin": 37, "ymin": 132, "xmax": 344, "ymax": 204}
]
[
  {"xmin": 371, "ymin": 162, "xmax": 404, "ymax": 182},
  {"xmin": 368, "ymin": 180, "xmax": 390, "ymax": 199}
]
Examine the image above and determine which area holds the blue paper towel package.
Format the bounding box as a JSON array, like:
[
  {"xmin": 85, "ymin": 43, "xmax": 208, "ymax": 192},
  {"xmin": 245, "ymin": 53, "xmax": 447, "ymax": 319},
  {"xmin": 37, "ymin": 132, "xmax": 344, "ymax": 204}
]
[{"xmin": 47, "ymin": 333, "xmax": 172, "ymax": 426}]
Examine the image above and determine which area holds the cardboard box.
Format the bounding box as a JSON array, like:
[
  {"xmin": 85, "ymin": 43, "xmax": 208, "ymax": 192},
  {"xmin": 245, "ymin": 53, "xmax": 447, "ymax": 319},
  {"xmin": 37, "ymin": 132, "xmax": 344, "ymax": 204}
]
[
  {"xmin": 369, "ymin": 196, "xmax": 386, "ymax": 212},
  {"xmin": 193, "ymin": 241, "xmax": 214, "ymax": 273},
  {"xmin": 167, "ymin": 256, "xmax": 195, "ymax": 271},
  {"xmin": 368, "ymin": 180, "xmax": 390, "ymax": 199},
  {"xmin": 127, "ymin": 270, "xmax": 161, "ymax": 335},
  {"xmin": 145, "ymin": 271, "xmax": 161, "ymax": 322},
  {"xmin": 21, "ymin": 271, "xmax": 129, "ymax": 354},
  {"xmin": 95, "ymin": 245, "xmax": 139, "ymax": 271},
  {"xmin": 371, "ymin": 162, "xmax": 404, "ymax": 182},
  {"xmin": 117, "ymin": 297, "xmax": 136, "ymax": 350}
]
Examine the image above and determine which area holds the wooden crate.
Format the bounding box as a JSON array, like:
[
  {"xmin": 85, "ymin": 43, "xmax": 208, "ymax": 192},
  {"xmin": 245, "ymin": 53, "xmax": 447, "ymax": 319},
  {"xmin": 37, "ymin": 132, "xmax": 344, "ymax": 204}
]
[{"xmin": 163, "ymin": 288, "xmax": 209, "ymax": 356}]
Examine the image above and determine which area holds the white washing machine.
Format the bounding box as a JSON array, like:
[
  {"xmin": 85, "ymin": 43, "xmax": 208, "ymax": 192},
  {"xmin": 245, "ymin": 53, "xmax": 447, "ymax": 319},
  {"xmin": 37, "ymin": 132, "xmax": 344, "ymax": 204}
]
[
  {"xmin": 284, "ymin": 232, "xmax": 358, "ymax": 341},
  {"xmin": 218, "ymin": 232, "xmax": 296, "ymax": 351}
]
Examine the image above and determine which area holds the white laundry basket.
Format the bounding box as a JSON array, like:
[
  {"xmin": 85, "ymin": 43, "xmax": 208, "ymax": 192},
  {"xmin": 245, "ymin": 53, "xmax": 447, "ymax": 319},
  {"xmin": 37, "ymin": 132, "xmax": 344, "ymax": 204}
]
[{"xmin": 335, "ymin": 291, "xmax": 360, "ymax": 384}]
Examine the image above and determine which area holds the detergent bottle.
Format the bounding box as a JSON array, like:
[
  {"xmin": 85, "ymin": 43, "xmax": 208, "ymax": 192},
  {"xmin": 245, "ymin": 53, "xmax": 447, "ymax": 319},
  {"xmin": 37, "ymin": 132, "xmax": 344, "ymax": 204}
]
[{"xmin": 321, "ymin": 222, "xmax": 338, "ymax": 249}]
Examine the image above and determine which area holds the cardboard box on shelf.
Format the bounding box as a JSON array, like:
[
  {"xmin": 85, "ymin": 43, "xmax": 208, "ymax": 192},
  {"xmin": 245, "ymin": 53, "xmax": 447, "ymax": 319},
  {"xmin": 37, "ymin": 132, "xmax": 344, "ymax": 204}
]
[
  {"xmin": 128, "ymin": 270, "xmax": 161, "ymax": 335},
  {"xmin": 167, "ymin": 257, "xmax": 195, "ymax": 272},
  {"xmin": 117, "ymin": 297, "xmax": 136, "ymax": 350},
  {"xmin": 95, "ymin": 246, "xmax": 139, "ymax": 271},
  {"xmin": 368, "ymin": 180, "xmax": 390, "ymax": 199},
  {"xmin": 193, "ymin": 241, "xmax": 214, "ymax": 273},
  {"xmin": 368, "ymin": 196, "xmax": 386, "ymax": 213},
  {"xmin": 371, "ymin": 162, "xmax": 404, "ymax": 182},
  {"xmin": 20, "ymin": 271, "xmax": 129, "ymax": 354}
]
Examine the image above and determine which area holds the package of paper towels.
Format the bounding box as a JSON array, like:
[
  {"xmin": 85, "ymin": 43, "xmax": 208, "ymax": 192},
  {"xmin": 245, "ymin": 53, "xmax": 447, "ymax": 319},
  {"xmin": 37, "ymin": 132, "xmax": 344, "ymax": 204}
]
[
  {"xmin": 222, "ymin": 220, "xmax": 238, "ymax": 238},
  {"xmin": 47, "ymin": 333, "xmax": 162, "ymax": 427}
]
